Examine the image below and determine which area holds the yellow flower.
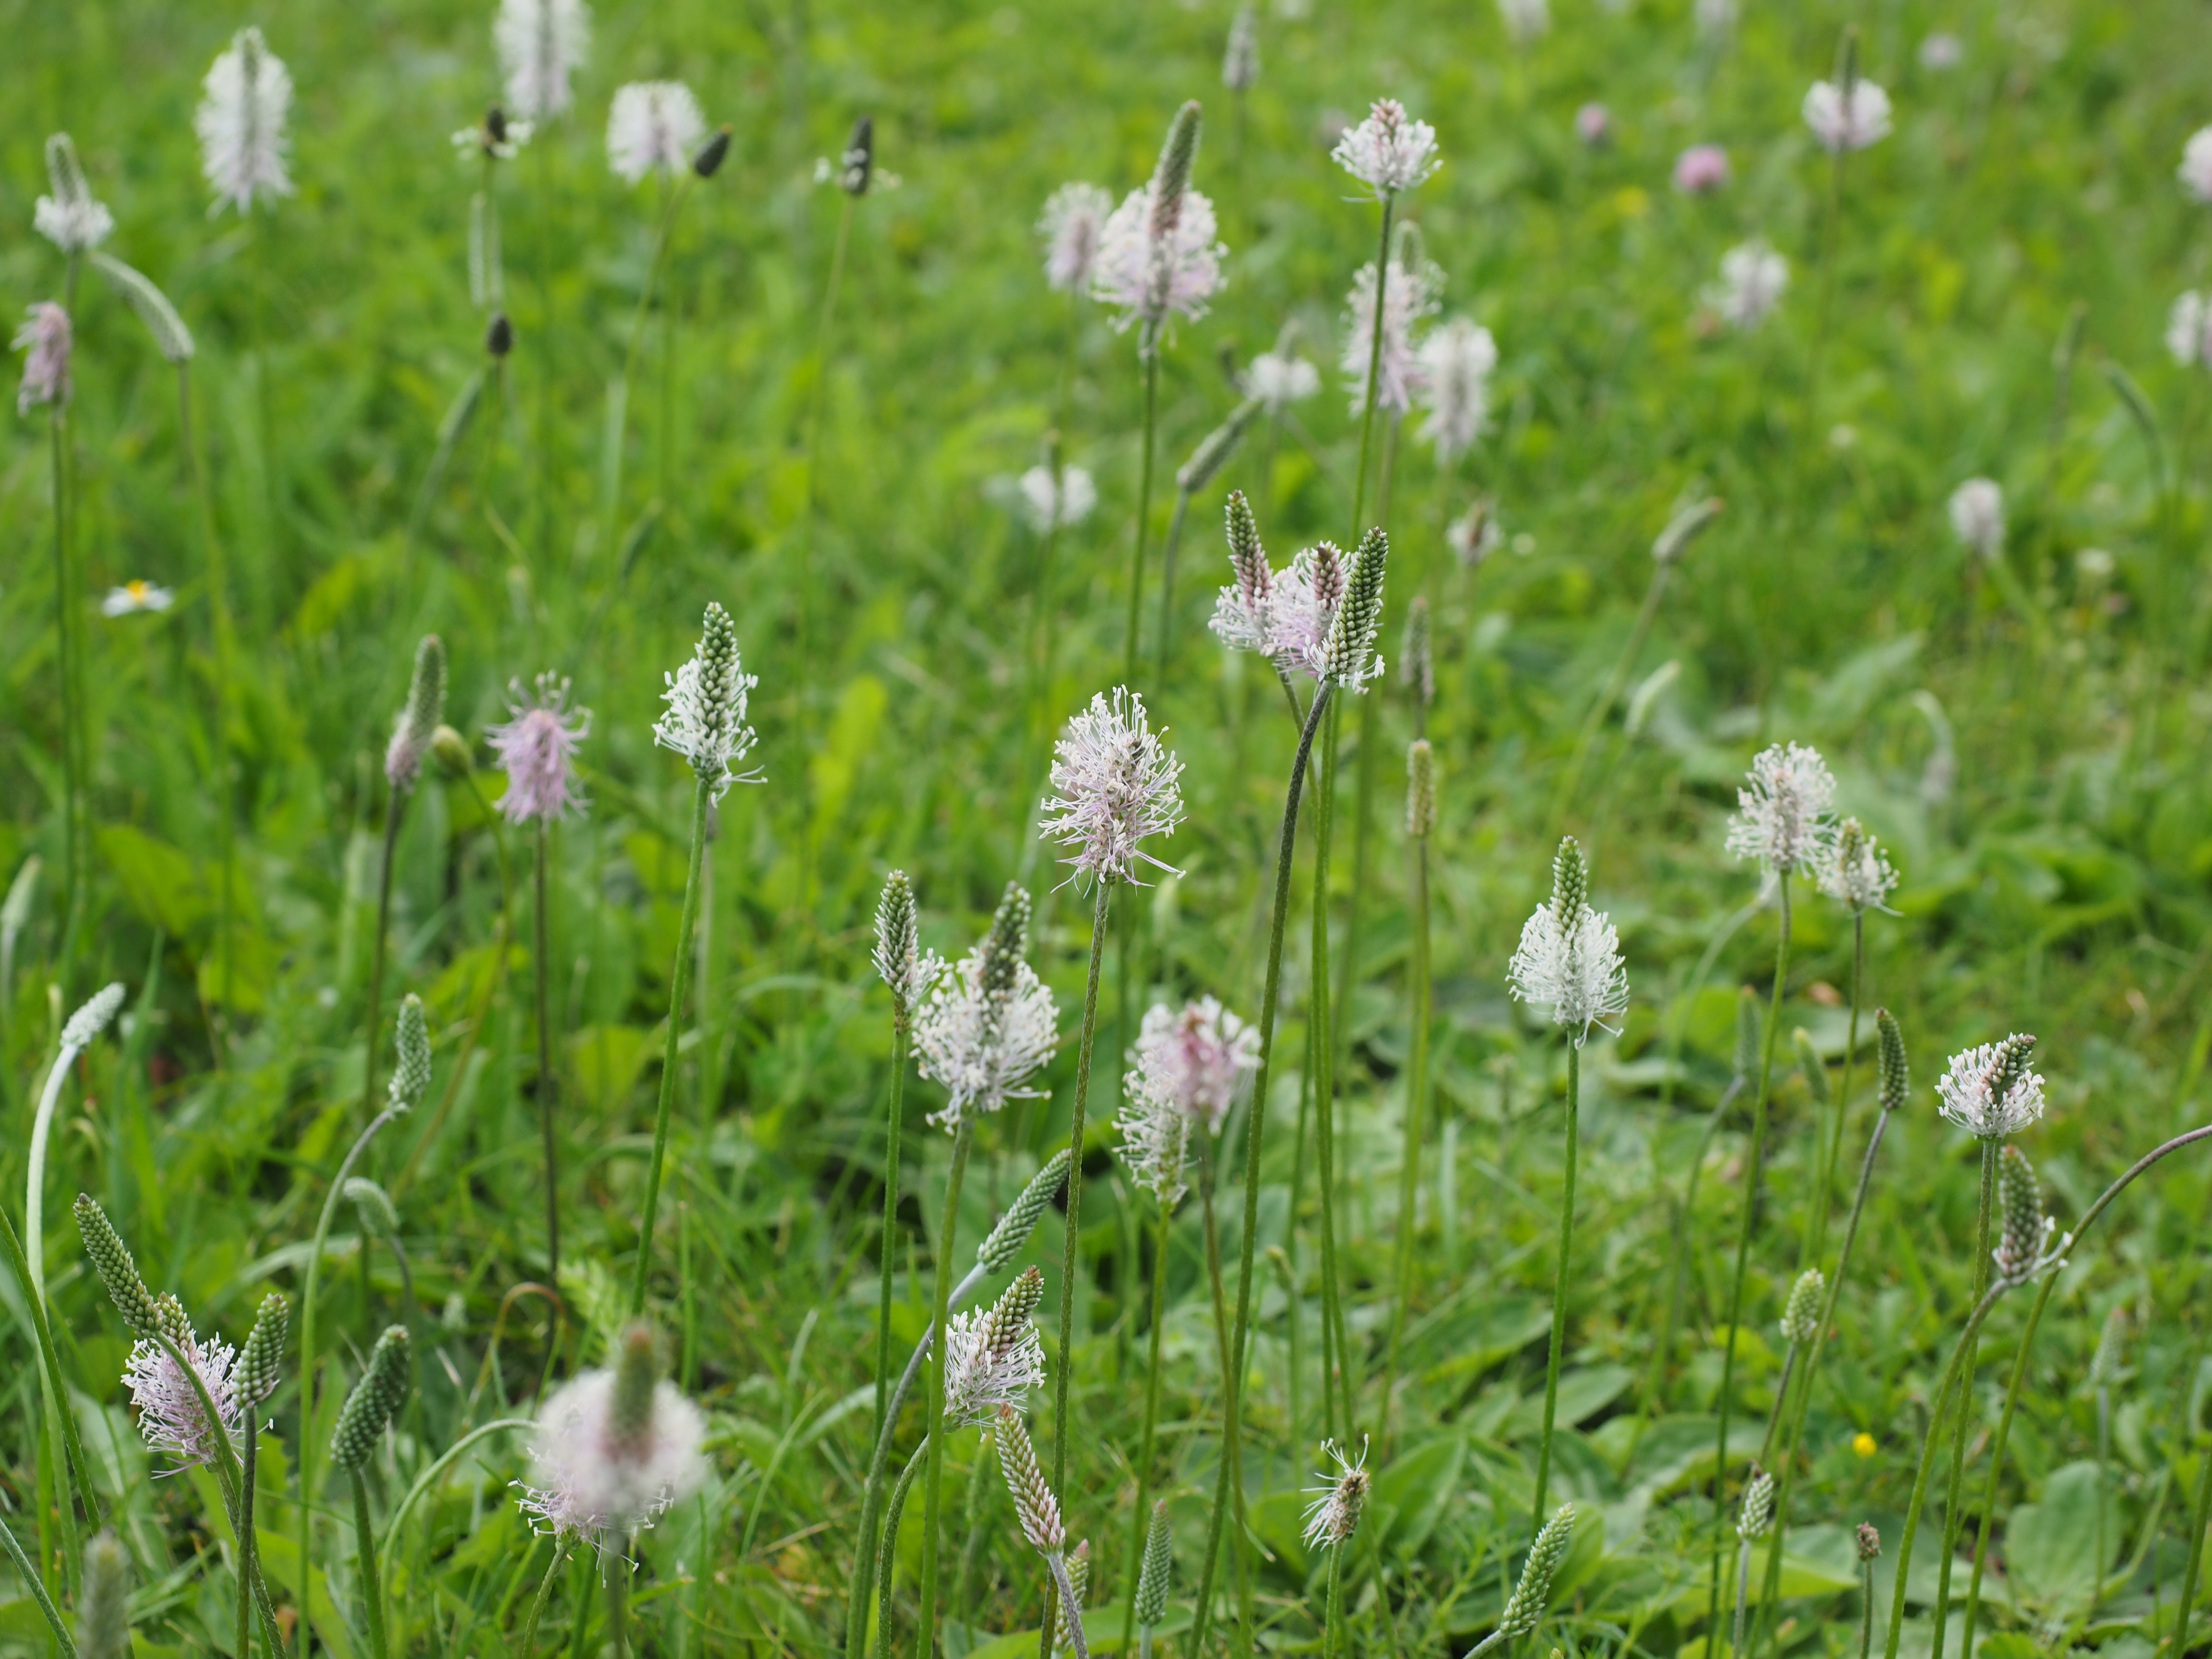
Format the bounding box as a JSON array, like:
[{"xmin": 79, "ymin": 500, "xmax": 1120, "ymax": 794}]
[{"xmin": 1852, "ymin": 1432, "xmax": 1877, "ymax": 1458}]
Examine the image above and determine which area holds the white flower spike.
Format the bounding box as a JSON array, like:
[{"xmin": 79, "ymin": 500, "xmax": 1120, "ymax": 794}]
[
  {"xmin": 196, "ymin": 27, "xmax": 294, "ymax": 215},
  {"xmin": 1725, "ymin": 743, "xmax": 1838, "ymax": 877},
  {"xmin": 1507, "ymin": 836, "xmax": 1629, "ymax": 1046},
  {"xmin": 1040, "ymin": 688, "xmax": 1185, "ymax": 889}
]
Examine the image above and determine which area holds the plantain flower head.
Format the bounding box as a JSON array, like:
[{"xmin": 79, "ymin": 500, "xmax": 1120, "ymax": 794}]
[
  {"xmin": 1342, "ymin": 251, "xmax": 1443, "ymax": 418},
  {"xmin": 1507, "ymin": 836, "xmax": 1628, "ymax": 1046},
  {"xmin": 653, "ymin": 601, "xmax": 760, "ymax": 800},
  {"xmin": 1936, "ymin": 1034, "xmax": 2045, "ymax": 1140},
  {"xmin": 496, "ymin": 0, "xmax": 590, "ymax": 122},
  {"xmin": 1725, "ymin": 743, "xmax": 1837, "ymax": 876},
  {"xmin": 517, "ymin": 1322, "xmax": 707, "ymax": 1546},
  {"xmin": 196, "ymin": 27, "xmax": 294, "ymax": 215},
  {"xmin": 1039, "ymin": 182, "xmax": 1114, "ymax": 295},
  {"xmin": 13, "ymin": 303, "xmax": 72, "ymax": 415},
  {"xmin": 1803, "ymin": 77, "xmax": 1892, "ymax": 154},
  {"xmin": 914, "ymin": 885, "xmax": 1058, "ymax": 1130},
  {"xmin": 1332, "ymin": 98, "xmax": 1441, "ymax": 198},
  {"xmin": 488, "ymin": 673, "xmax": 590, "ymax": 824},
  {"xmin": 1301, "ymin": 1437, "xmax": 1371, "ymax": 1550},
  {"xmin": 607, "ymin": 82, "xmax": 706, "ymax": 185},
  {"xmin": 1040, "ymin": 688, "xmax": 1185, "ymax": 889},
  {"xmin": 35, "ymin": 134, "xmax": 114, "ymax": 253},
  {"xmin": 1416, "ymin": 316, "xmax": 1497, "ymax": 464}
]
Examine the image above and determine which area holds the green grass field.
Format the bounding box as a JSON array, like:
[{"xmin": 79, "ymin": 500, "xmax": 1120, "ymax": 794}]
[{"xmin": 8, "ymin": 0, "xmax": 2212, "ymax": 1652}]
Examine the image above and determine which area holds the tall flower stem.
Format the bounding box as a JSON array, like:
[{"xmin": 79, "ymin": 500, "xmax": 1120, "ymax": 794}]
[
  {"xmin": 1382, "ymin": 823, "xmax": 1431, "ymax": 1449},
  {"xmin": 535, "ymin": 818, "xmax": 561, "ymax": 1286},
  {"xmin": 517, "ymin": 1536, "xmax": 567, "ymax": 1659},
  {"xmin": 1817, "ymin": 914, "xmax": 1867, "ymax": 1260},
  {"xmin": 236, "ymin": 1430, "xmax": 259, "ymax": 1659},
  {"xmin": 179, "ymin": 363, "xmax": 238, "ymax": 1019},
  {"xmin": 1704, "ymin": 874, "xmax": 1791, "ymax": 1659},
  {"xmin": 1311, "ymin": 705, "xmax": 1350, "ymax": 1436},
  {"xmin": 795, "ymin": 189, "xmax": 858, "ymax": 908},
  {"xmin": 358, "ymin": 802, "xmax": 408, "ymax": 1125},
  {"xmin": 1191, "ymin": 687, "xmax": 1331, "ymax": 1657},
  {"xmin": 629, "ymin": 776, "xmax": 712, "ymax": 1317},
  {"xmin": 296, "ymin": 1106, "xmax": 407, "ymax": 1655},
  {"xmin": 1122, "ymin": 354, "xmax": 1162, "ymax": 685},
  {"xmin": 1349, "ymin": 196, "xmax": 1396, "ymax": 535},
  {"xmin": 1530, "ymin": 1044, "xmax": 1579, "ymax": 1527},
  {"xmin": 1041, "ymin": 881, "xmax": 1114, "ymax": 1659},
  {"xmin": 1152, "ymin": 486, "xmax": 1194, "ymax": 685},
  {"xmin": 1960, "ymin": 1123, "xmax": 2212, "ymax": 1654},
  {"xmin": 1322, "ymin": 1543, "xmax": 1347, "ymax": 1659},
  {"xmin": 874, "ymin": 1024, "xmax": 911, "ymax": 1444},
  {"xmin": 48, "ymin": 406, "xmax": 84, "ymax": 987},
  {"xmin": 915, "ymin": 1119, "xmax": 975, "ymax": 1656},
  {"xmin": 1118, "ymin": 1199, "xmax": 1174, "ymax": 1648},
  {"xmin": 1927, "ymin": 1141, "xmax": 1998, "ymax": 1659}
]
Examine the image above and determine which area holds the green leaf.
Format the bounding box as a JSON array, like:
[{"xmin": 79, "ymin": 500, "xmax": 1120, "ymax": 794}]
[{"xmin": 2002, "ymin": 1459, "xmax": 2111, "ymax": 1613}]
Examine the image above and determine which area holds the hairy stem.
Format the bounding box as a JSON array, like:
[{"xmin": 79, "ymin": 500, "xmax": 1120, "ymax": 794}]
[
  {"xmin": 1531, "ymin": 1042, "xmax": 1580, "ymax": 1527},
  {"xmin": 916, "ymin": 1119, "xmax": 975, "ymax": 1657}
]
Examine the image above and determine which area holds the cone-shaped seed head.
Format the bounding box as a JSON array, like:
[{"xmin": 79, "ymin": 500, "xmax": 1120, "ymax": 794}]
[
  {"xmin": 1876, "ymin": 1009, "xmax": 1909, "ymax": 1113},
  {"xmin": 1148, "ymin": 101, "xmax": 1203, "ymax": 240},
  {"xmin": 78, "ymin": 1530, "xmax": 133, "ymax": 1659},
  {"xmin": 1135, "ymin": 1498, "xmax": 1173, "ymax": 1626},
  {"xmin": 75, "ymin": 1194, "xmax": 162, "ymax": 1336},
  {"xmin": 1993, "ymin": 1144, "xmax": 2049, "ymax": 1284},
  {"xmin": 1984, "ymin": 1034, "xmax": 2038, "ymax": 1109},
  {"xmin": 1856, "ymin": 1521, "xmax": 1881, "ymax": 1561},
  {"xmin": 1322, "ymin": 527, "xmax": 1389, "ymax": 689},
  {"xmin": 1779, "ymin": 1268, "xmax": 1825, "ymax": 1346},
  {"xmin": 1793, "ymin": 1028, "xmax": 1830, "ymax": 1104},
  {"xmin": 239, "ymin": 1291, "xmax": 289, "ymax": 1405},
  {"xmin": 389, "ymin": 993, "xmax": 432, "ymax": 1110},
  {"xmin": 980, "ymin": 882, "xmax": 1033, "ymax": 1001},
  {"xmin": 1404, "ymin": 595, "xmax": 1434, "ymax": 709},
  {"xmin": 977, "ymin": 1149, "xmax": 1071, "ymax": 1271},
  {"xmin": 486, "ymin": 312, "xmax": 514, "ymax": 357},
  {"xmin": 874, "ymin": 868, "xmax": 921, "ymax": 1029},
  {"xmin": 1175, "ymin": 400, "xmax": 1256, "ymax": 494},
  {"xmin": 841, "ymin": 114, "xmax": 874, "ymax": 194},
  {"xmin": 692, "ymin": 124, "xmax": 731, "ymax": 179},
  {"xmin": 1499, "ymin": 1504, "xmax": 1575, "ymax": 1635},
  {"xmin": 982, "ymin": 1266, "xmax": 1046, "ymax": 1354},
  {"xmin": 151, "ymin": 1292, "xmax": 194, "ymax": 1347},
  {"xmin": 1733, "ymin": 987, "xmax": 1761, "ymax": 1082},
  {"xmin": 1549, "ymin": 837, "xmax": 1589, "ymax": 922},
  {"xmin": 1406, "ymin": 740, "xmax": 1436, "ymax": 839},
  {"xmin": 330, "ymin": 1325, "xmax": 412, "ymax": 1470},
  {"xmin": 1737, "ymin": 1466, "xmax": 1776, "ymax": 1539},
  {"xmin": 386, "ymin": 634, "xmax": 448, "ymax": 791},
  {"xmin": 996, "ymin": 1404, "xmax": 1065, "ymax": 1551}
]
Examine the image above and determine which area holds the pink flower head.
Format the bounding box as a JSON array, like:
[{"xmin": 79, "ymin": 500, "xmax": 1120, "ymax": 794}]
[
  {"xmin": 1039, "ymin": 182, "xmax": 1114, "ymax": 294},
  {"xmin": 1091, "ymin": 183, "xmax": 1226, "ymax": 340},
  {"xmin": 1040, "ymin": 687, "xmax": 1185, "ymax": 889},
  {"xmin": 1264, "ymin": 542, "xmax": 1348, "ymax": 681},
  {"xmin": 1130, "ymin": 997, "xmax": 1259, "ymax": 1134},
  {"xmin": 1331, "ymin": 98, "xmax": 1442, "ymax": 197},
  {"xmin": 1342, "ymin": 253, "xmax": 1443, "ymax": 419},
  {"xmin": 13, "ymin": 302, "xmax": 72, "ymax": 415},
  {"xmin": 1672, "ymin": 144, "xmax": 1731, "ymax": 194},
  {"xmin": 124, "ymin": 1322, "xmax": 243, "ymax": 1473},
  {"xmin": 1575, "ymin": 103, "xmax": 1611, "ymax": 147},
  {"xmin": 488, "ymin": 672, "xmax": 591, "ymax": 824}
]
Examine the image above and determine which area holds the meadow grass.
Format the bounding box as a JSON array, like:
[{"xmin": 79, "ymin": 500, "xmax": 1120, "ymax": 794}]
[{"xmin": 8, "ymin": 0, "xmax": 2212, "ymax": 1652}]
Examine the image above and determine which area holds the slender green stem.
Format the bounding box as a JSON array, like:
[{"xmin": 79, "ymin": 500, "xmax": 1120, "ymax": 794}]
[
  {"xmin": 1732, "ymin": 1536, "xmax": 1754, "ymax": 1655},
  {"xmin": 1040, "ymin": 882, "xmax": 1114, "ymax": 1659},
  {"xmin": 875, "ymin": 1022, "xmax": 911, "ymax": 1444},
  {"xmin": 1928, "ymin": 1142, "xmax": 1998, "ymax": 1659},
  {"xmin": 237, "ymin": 1432, "xmax": 259, "ymax": 1659},
  {"xmin": 49, "ymin": 407, "xmax": 83, "ymax": 990},
  {"xmin": 360, "ymin": 795, "xmax": 409, "ymax": 1124},
  {"xmin": 1349, "ymin": 195, "xmax": 1395, "ymax": 538},
  {"xmin": 1154, "ymin": 488, "xmax": 1194, "ymax": 685},
  {"xmin": 1705, "ymin": 873, "xmax": 1791, "ymax": 1658},
  {"xmin": 606, "ymin": 1543, "xmax": 629, "ymax": 1659},
  {"xmin": 1046, "ymin": 1550, "xmax": 1092, "ymax": 1659},
  {"xmin": 297, "ymin": 1105, "xmax": 407, "ymax": 1655},
  {"xmin": 2176, "ymin": 1419, "xmax": 2212, "ymax": 1656},
  {"xmin": 180, "ymin": 363, "xmax": 237, "ymax": 1017},
  {"xmin": 1311, "ymin": 705, "xmax": 1347, "ymax": 1436},
  {"xmin": 1191, "ymin": 686, "xmax": 1331, "ymax": 1657},
  {"xmin": 1119, "ymin": 1197, "xmax": 1173, "ymax": 1647},
  {"xmin": 1858, "ymin": 1556, "xmax": 1875, "ymax": 1659},
  {"xmin": 916, "ymin": 1120, "xmax": 975, "ymax": 1657},
  {"xmin": 536, "ymin": 819, "xmax": 560, "ymax": 1288},
  {"xmin": 1820, "ymin": 914, "xmax": 1867, "ymax": 1261},
  {"xmin": 1123, "ymin": 354, "xmax": 1162, "ymax": 685},
  {"xmin": 0, "ymin": 1510, "xmax": 74, "ymax": 1659},
  {"xmin": 795, "ymin": 190, "xmax": 858, "ymax": 908},
  {"xmin": 628, "ymin": 776, "xmax": 712, "ymax": 1317},
  {"xmin": 516, "ymin": 1536, "xmax": 566, "ymax": 1659},
  {"xmin": 352, "ymin": 1473, "xmax": 389, "ymax": 1659},
  {"xmin": 876, "ymin": 1442, "xmax": 927, "ymax": 1659},
  {"xmin": 1530, "ymin": 1043, "xmax": 1580, "ymax": 1528},
  {"xmin": 0, "ymin": 1208, "xmax": 101, "ymax": 1530},
  {"xmin": 1322, "ymin": 1542, "xmax": 1346, "ymax": 1659},
  {"xmin": 1383, "ymin": 834, "xmax": 1431, "ymax": 1449}
]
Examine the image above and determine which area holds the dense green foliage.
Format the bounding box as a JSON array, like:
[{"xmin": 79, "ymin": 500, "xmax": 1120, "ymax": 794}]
[{"xmin": 7, "ymin": 0, "xmax": 2212, "ymax": 1651}]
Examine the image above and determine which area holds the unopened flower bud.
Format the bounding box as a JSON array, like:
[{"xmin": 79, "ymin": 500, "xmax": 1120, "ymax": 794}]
[
  {"xmin": 330, "ymin": 1325, "xmax": 411, "ymax": 1470},
  {"xmin": 839, "ymin": 115, "xmax": 873, "ymax": 195},
  {"xmin": 1737, "ymin": 1466, "xmax": 1776, "ymax": 1539},
  {"xmin": 74, "ymin": 1194, "xmax": 162, "ymax": 1336},
  {"xmin": 389, "ymin": 994, "xmax": 432, "ymax": 1111},
  {"xmin": 1497, "ymin": 1505, "xmax": 1574, "ymax": 1636},
  {"xmin": 1779, "ymin": 1268, "xmax": 1825, "ymax": 1346},
  {"xmin": 1134, "ymin": 1498, "xmax": 1173, "ymax": 1627},
  {"xmin": 78, "ymin": 1531, "xmax": 132, "ymax": 1659},
  {"xmin": 1876, "ymin": 1008, "xmax": 1909, "ymax": 1114},
  {"xmin": 977, "ymin": 1150, "xmax": 1072, "ymax": 1271},
  {"xmin": 693, "ymin": 124, "xmax": 732, "ymax": 179},
  {"xmin": 1406, "ymin": 739, "xmax": 1436, "ymax": 839},
  {"xmin": 486, "ymin": 312, "xmax": 514, "ymax": 357},
  {"xmin": 239, "ymin": 1291, "xmax": 289, "ymax": 1405},
  {"xmin": 431, "ymin": 724, "xmax": 475, "ymax": 777},
  {"xmin": 1993, "ymin": 1144, "xmax": 2051, "ymax": 1285}
]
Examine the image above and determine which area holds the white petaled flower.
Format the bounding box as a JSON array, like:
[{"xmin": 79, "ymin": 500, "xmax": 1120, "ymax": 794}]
[
  {"xmin": 1090, "ymin": 183, "xmax": 1226, "ymax": 337},
  {"xmin": 196, "ymin": 27, "xmax": 294, "ymax": 215},
  {"xmin": 14, "ymin": 303, "xmax": 72, "ymax": 415},
  {"xmin": 1936, "ymin": 1036, "xmax": 2046, "ymax": 1139},
  {"xmin": 2167, "ymin": 291, "xmax": 2212, "ymax": 367},
  {"xmin": 516, "ymin": 1367, "xmax": 708, "ymax": 1545},
  {"xmin": 1506, "ymin": 885, "xmax": 1629, "ymax": 1046},
  {"xmin": 1331, "ymin": 98, "xmax": 1442, "ymax": 198},
  {"xmin": 607, "ymin": 82, "xmax": 706, "ymax": 186},
  {"xmin": 1496, "ymin": 0, "xmax": 1550, "ymax": 43},
  {"xmin": 124, "ymin": 1327, "xmax": 243, "ymax": 1472},
  {"xmin": 1818, "ymin": 820, "xmax": 1898, "ymax": 915},
  {"xmin": 488, "ymin": 673, "xmax": 591, "ymax": 824},
  {"xmin": 1244, "ymin": 349, "xmax": 1320, "ymax": 414},
  {"xmin": 1040, "ymin": 688, "xmax": 1186, "ymax": 890},
  {"xmin": 1301, "ymin": 1438, "xmax": 1371, "ymax": 1550},
  {"xmin": 1802, "ymin": 78, "xmax": 1892, "ymax": 154},
  {"xmin": 652, "ymin": 602, "xmax": 760, "ymax": 802},
  {"xmin": 1118, "ymin": 1073, "xmax": 1194, "ymax": 1206},
  {"xmin": 1131, "ymin": 996, "xmax": 1260, "ymax": 1134},
  {"xmin": 1263, "ymin": 542, "xmax": 1348, "ymax": 680},
  {"xmin": 1416, "ymin": 317, "xmax": 1497, "ymax": 465},
  {"xmin": 495, "ymin": 0, "xmax": 590, "ymax": 123},
  {"xmin": 1039, "ymin": 182, "xmax": 1115, "ymax": 295},
  {"xmin": 913, "ymin": 943, "xmax": 1059, "ymax": 1131},
  {"xmin": 1342, "ymin": 253, "xmax": 1443, "ymax": 418},
  {"xmin": 1725, "ymin": 743, "xmax": 1838, "ymax": 876},
  {"xmin": 1948, "ymin": 478, "xmax": 2004, "ymax": 562},
  {"xmin": 102, "ymin": 581, "xmax": 176, "ymax": 617},
  {"xmin": 941, "ymin": 1306, "xmax": 1045, "ymax": 1427},
  {"xmin": 1708, "ymin": 241, "xmax": 1788, "ymax": 330},
  {"xmin": 35, "ymin": 134, "xmax": 114, "ymax": 254},
  {"xmin": 1017, "ymin": 464, "xmax": 1098, "ymax": 534},
  {"xmin": 2181, "ymin": 127, "xmax": 2212, "ymax": 205}
]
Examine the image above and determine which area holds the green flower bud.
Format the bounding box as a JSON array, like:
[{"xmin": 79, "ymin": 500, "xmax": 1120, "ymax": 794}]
[{"xmin": 330, "ymin": 1326, "xmax": 411, "ymax": 1471}]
